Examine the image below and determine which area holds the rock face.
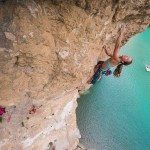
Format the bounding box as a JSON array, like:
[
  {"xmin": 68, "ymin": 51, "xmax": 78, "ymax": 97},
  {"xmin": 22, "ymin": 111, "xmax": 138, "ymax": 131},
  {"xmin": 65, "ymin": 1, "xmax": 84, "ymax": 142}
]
[{"xmin": 0, "ymin": 0, "xmax": 149, "ymax": 149}]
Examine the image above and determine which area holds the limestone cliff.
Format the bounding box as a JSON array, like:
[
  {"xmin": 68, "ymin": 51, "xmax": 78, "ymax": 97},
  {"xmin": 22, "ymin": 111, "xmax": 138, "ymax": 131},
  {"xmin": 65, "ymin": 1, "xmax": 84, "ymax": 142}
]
[{"xmin": 0, "ymin": 0, "xmax": 149, "ymax": 149}]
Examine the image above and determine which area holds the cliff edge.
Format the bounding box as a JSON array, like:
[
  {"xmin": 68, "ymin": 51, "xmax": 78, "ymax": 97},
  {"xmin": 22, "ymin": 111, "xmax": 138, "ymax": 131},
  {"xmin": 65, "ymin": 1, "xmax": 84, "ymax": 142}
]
[{"xmin": 0, "ymin": 0, "xmax": 149, "ymax": 149}]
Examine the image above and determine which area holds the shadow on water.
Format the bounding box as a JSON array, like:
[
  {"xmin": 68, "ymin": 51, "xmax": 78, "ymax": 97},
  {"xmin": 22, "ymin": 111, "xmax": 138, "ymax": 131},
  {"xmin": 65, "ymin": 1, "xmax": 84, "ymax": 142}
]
[{"xmin": 76, "ymin": 28, "xmax": 150, "ymax": 150}]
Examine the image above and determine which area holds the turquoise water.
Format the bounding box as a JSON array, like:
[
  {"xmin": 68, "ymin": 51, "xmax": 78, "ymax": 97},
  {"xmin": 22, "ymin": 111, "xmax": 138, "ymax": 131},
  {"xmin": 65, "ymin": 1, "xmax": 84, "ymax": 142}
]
[{"xmin": 76, "ymin": 28, "xmax": 150, "ymax": 150}]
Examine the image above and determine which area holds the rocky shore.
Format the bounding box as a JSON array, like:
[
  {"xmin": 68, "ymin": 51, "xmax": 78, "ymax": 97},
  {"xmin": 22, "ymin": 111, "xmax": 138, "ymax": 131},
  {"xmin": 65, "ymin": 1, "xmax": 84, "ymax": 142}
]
[{"xmin": 0, "ymin": 0, "xmax": 149, "ymax": 149}]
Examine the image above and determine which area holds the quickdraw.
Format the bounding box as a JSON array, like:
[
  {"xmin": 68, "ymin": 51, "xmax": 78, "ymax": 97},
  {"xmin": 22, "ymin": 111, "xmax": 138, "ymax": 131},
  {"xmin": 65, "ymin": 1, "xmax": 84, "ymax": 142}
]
[{"xmin": 102, "ymin": 69, "xmax": 112, "ymax": 76}]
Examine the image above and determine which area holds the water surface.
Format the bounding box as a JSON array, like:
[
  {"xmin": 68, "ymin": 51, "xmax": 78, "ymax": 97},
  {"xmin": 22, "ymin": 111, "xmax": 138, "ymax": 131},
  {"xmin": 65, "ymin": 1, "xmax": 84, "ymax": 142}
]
[{"xmin": 76, "ymin": 28, "xmax": 150, "ymax": 150}]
